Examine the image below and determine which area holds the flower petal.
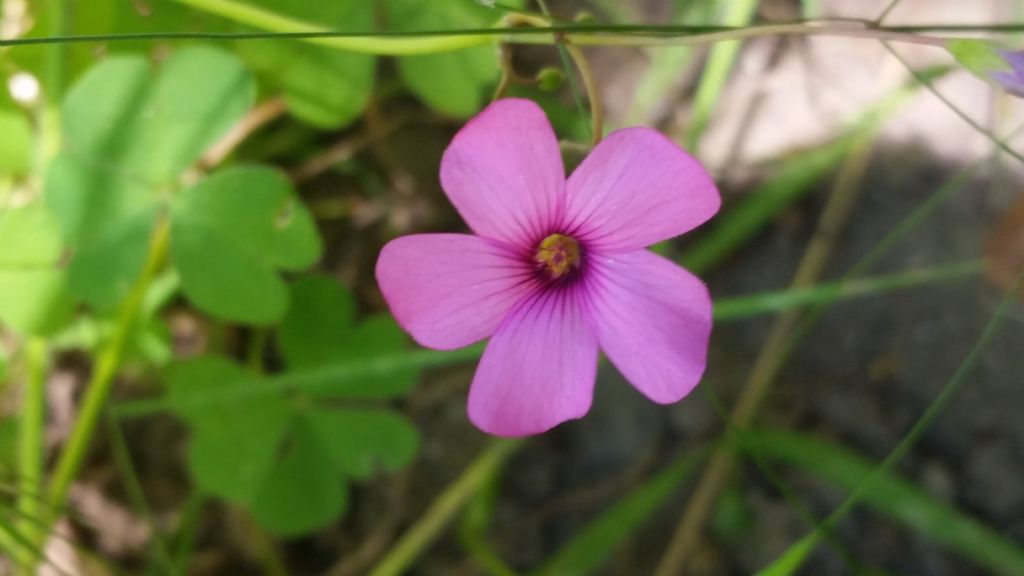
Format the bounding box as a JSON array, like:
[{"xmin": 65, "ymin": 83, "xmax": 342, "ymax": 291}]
[
  {"xmin": 562, "ymin": 128, "xmax": 720, "ymax": 253},
  {"xmin": 468, "ymin": 287, "xmax": 598, "ymax": 436},
  {"xmin": 583, "ymin": 250, "xmax": 712, "ymax": 404},
  {"xmin": 440, "ymin": 98, "xmax": 565, "ymax": 247},
  {"xmin": 376, "ymin": 234, "xmax": 539, "ymax": 350}
]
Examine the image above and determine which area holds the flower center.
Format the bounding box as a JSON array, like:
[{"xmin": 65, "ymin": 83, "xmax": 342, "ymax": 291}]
[{"xmin": 535, "ymin": 233, "xmax": 581, "ymax": 279}]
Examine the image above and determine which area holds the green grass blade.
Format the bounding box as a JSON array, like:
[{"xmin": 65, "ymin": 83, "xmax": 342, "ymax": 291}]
[
  {"xmin": 685, "ymin": 0, "xmax": 760, "ymax": 152},
  {"xmin": 743, "ymin": 430, "xmax": 1024, "ymax": 576},
  {"xmin": 113, "ymin": 258, "xmax": 975, "ymax": 418},
  {"xmin": 755, "ymin": 270, "xmax": 1024, "ymax": 576},
  {"xmin": 712, "ymin": 260, "xmax": 983, "ymax": 320},
  {"xmin": 530, "ymin": 447, "xmax": 708, "ymax": 576},
  {"xmin": 626, "ymin": 0, "xmax": 713, "ymax": 126},
  {"xmin": 681, "ymin": 67, "xmax": 947, "ymax": 274}
]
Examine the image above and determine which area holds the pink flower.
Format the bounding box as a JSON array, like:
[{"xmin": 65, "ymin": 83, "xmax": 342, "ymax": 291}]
[{"xmin": 376, "ymin": 99, "xmax": 720, "ymax": 437}]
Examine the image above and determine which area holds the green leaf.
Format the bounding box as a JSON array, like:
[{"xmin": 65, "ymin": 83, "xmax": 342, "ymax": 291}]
[
  {"xmin": 342, "ymin": 316, "xmax": 417, "ymax": 396},
  {"xmin": 0, "ymin": 111, "xmax": 33, "ymax": 177},
  {"xmin": 384, "ymin": 0, "xmax": 506, "ymax": 117},
  {"xmin": 0, "ymin": 202, "xmax": 63, "ymax": 264},
  {"xmin": 167, "ymin": 356, "xmax": 291, "ymax": 503},
  {"xmin": 166, "ymin": 353, "xmax": 420, "ymax": 536},
  {"xmin": 48, "ymin": 47, "xmax": 253, "ymax": 241},
  {"xmin": 236, "ymin": 1, "xmax": 374, "ymax": 128},
  {"xmin": 744, "ymin": 430, "xmax": 1024, "ymax": 576},
  {"xmin": 532, "ymin": 448, "xmax": 706, "ymax": 576},
  {"xmin": 277, "ymin": 275, "xmax": 357, "ymax": 367},
  {"xmin": 67, "ymin": 209, "xmax": 157, "ymax": 312},
  {"xmin": 45, "ymin": 46, "xmax": 255, "ymax": 310},
  {"xmin": 279, "ymin": 276, "xmax": 415, "ymax": 396},
  {"xmin": 249, "ymin": 417, "xmax": 347, "ymax": 536},
  {"xmin": 170, "ymin": 166, "xmax": 321, "ymax": 325},
  {"xmin": 0, "ymin": 202, "xmax": 74, "ymax": 336},
  {"xmin": 947, "ymin": 39, "xmax": 1011, "ymax": 81},
  {"xmin": 305, "ymin": 408, "xmax": 418, "ymax": 479}
]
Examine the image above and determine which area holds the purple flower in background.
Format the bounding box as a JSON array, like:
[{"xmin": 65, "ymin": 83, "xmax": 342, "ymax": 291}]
[
  {"xmin": 993, "ymin": 50, "xmax": 1024, "ymax": 97},
  {"xmin": 376, "ymin": 99, "xmax": 720, "ymax": 437}
]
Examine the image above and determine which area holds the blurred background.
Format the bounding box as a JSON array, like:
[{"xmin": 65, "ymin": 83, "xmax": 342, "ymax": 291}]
[{"xmin": 0, "ymin": 0, "xmax": 1022, "ymax": 574}]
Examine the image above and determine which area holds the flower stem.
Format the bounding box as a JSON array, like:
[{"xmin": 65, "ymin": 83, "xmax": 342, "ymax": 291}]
[
  {"xmin": 564, "ymin": 42, "xmax": 603, "ymax": 145},
  {"xmin": 14, "ymin": 338, "xmax": 48, "ymax": 574},
  {"xmin": 757, "ymin": 269, "xmax": 1024, "ymax": 575},
  {"xmin": 686, "ymin": 0, "xmax": 760, "ymax": 153},
  {"xmin": 41, "ymin": 216, "xmax": 170, "ymax": 542},
  {"xmin": 656, "ymin": 134, "xmax": 876, "ymax": 576},
  {"xmin": 522, "ymin": 21, "xmax": 952, "ymax": 49},
  {"xmin": 502, "ymin": 12, "xmax": 604, "ymax": 143},
  {"xmin": 368, "ymin": 439, "xmax": 523, "ymax": 576},
  {"xmin": 155, "ymin": 0, "xmax": 954, "ymax": 55}
]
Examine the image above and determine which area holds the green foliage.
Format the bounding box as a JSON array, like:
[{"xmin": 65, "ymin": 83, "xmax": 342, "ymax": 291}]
[
  {"xmin": 535, "ymin": 67, "xmax": 566, "ymax": 92},
  {"xmin": 947, "ymin": 39, "xmax": 1010, "ymax": 81},
  {"xmin": 0, "ymin": 417, "xmax": 15, "ymax": 467},
  {"xmin": 170, "ymin": 167, "xmax": 320, "ymax": 324},
  {"xmin": 45, "ymin": 45, "xmax": 255, "ymax": 311},
  {"xmin": 167, "ymin": 278, "xmax": 418, "ymax": 536},
  {"xmin": 384, "ymin": 0, "xmax": 507, "ymax": 118},
  {"xmin": 682, "ymin": 69, "xmax": 945, "ymax": 273},
  {"xmin": 0, "ymin": 202, "xmax": 74, "ymax": 336},
  {"xmin": 532, "ymin": 449, "xmax": 705, "ymax": 576},
  {"xmin": 0, "ymin": 111, "xmax": 33, "ymax": 177},
  {"xmin": 746, "ymin": 430, "xmax": 1024, "ymax": 576},
  {"xmin": 279, "ymin": 276, "xmax": 416, "ymax": 396},
  {"xmin": 236, "ymin": 1, "xmax": 375, "ymax": 128},
  {"xmin": 182, "ymin": 0, "xmax": 512, "ymax": 119}
]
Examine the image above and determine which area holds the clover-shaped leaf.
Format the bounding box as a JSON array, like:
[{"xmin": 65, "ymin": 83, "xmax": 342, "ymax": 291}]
[
  {"xmin": 278, "ymin": 275, "xmax": 416, "ymax": 396},
  {"xmin": 167, "ymin": 278, "xmax": 418, "ymax": 536},
  {"xmin": 170, "ymin": 166, "xmax": 321, "ymax": 325},
  {"xmin": 167, "ymin": 356, "xmax": 291, "ymax": 503},
  {"xmin": 0, "ymin": 201, "xmax": 74, "ymax": 336},
  {"xmin": 236, "ymin": 1, "xmax": 374, "ymax": 128},
  {"xmin": 45, "ymin": 45, "xmax": 255, "ymax": 310},
  {"xmin": 248, "ymin": 417, "xmax": 346, "ymax": 535}
]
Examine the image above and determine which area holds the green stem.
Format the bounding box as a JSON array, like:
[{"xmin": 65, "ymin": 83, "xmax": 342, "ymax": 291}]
[
  {"xmin": 40, "ymin": 216, "xmax": 171, "ymax": 549},
  {"xmin": 712, "ymin": 260, "xmax": 984, "ymax": 320},
  {"xmin": 756, "ymin": 271, "xmax": 1024, "ymax": 576},
  {"xmin": 34, "ymin": 0, "xmax": 65, "ymax": 179},
  {"xmin": 29, "ymin": 2, "xmax": 957, "ymax": 55},
  {"xmin": 686, "ymin": 0, "xmax": 761, "ymax": 152},
  {"xmin": 112, "ymin": 260, "xmax": 983, "ymax": 418},
  {"xmin": 170, "ymin": 0, "xmax": 492, "ymax": 54},
  {"xmin": 15, "ymin": 339, "xmax": 47, "ymax": 574},
  {"xmin": 106, "ymin": 414, "xmax": 176, "ymax": 574},
  {"xmin": 368, "ymin": 439, "xmax": 524, "ymax": 576}
]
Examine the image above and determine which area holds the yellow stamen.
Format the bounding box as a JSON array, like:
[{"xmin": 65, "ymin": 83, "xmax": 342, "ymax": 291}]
[{"xmin": 535, "ymin": 233, "xmax": 581, "ymax": 279}]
